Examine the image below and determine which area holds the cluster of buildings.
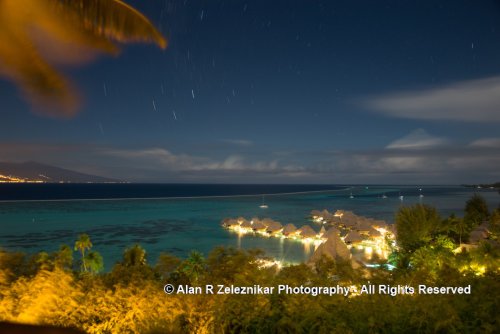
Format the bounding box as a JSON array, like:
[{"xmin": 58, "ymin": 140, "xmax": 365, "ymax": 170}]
[
  {"xmin": 310, "ymin": 209, "xmax": 396, "ymax": 260},
  {"xmin": 221, "ymin": 217, "xmax": 325, "ymax": 246},
  {"xmin": 0, "ymin": 174, "xmax": 45, "ymax": 183},
  {"xmin": 221, "ymin": 209, "xmax": 396, "ymax": 267}
]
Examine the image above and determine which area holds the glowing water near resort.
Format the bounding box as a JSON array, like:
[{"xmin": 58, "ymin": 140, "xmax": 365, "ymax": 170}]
[{"xmin": 0, "ymin": 185, "xmax": 498, "ymax": 270}]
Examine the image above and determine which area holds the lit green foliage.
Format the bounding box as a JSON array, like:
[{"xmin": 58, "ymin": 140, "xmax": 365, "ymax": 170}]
[
  {"xmin": 409, "ymin": 236, "xmax": 457, "ymax": 283},
  {"xmin": 395, "ymin": 204, "xmax": 443, "ymax": 254},
  {"xmin": 445, "ymin": 213, "xmax": 468, "ymax": 244},
  {"xmin": 490, "ymin": 208, "xmax": 500, "ymax": 239},
  {"xmin": 464, "ymin": 194, "xmax": 489, "ymax": 229},
  {"xmin": 178, "ymin": 250, "xmax": 206, "ymax": 284},
  {"xmin": 469, "ymin": 241, "xmax": 500, "ymax": 276},
  {"xmin": 84, "ymin": 251, "xmax": 104, "ymax": 274}
]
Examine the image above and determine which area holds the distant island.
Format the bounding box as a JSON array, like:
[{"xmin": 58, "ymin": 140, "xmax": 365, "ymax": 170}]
[{"xmin": 0, "ymin": 161, "xmax": 120, "ymax": 183}]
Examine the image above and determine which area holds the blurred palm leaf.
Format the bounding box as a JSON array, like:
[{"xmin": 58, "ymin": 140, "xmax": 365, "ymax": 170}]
[
  {"xmin": 52, "ymin": 0, "xmax": 167, "ymax": 49},
  {"xmin": 0, "ymin": 0, "xmax": 167, "ymax": 117}
]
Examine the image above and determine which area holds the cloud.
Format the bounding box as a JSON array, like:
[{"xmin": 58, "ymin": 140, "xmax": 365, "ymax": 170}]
[
  {"xmin": 101, "ymin": 148, "xmax": 209, "ymax": 171},
  {"xmin": 313, "ymin": 146, "xmax": 500, "ymax": 183},
  {"xmin": 365, "ymin": 76, "xmax": 500, "ymax": 122},
  {"xmin": 2, "ymin": 142, "xmax": 499, "ymax": 183},
  {"xmin": 468, "ymin": 138, "xmax": 500, "ymax": 148},
  {"xmin": 386, "ymin": 129, "xmax": 448, "ymax": 149},
  {"xmin": 100, "ymin": 148, "xmax": 303, "ymax": 174}
]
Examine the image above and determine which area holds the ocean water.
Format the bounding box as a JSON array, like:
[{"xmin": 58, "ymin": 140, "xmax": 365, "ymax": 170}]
[{"xmin": 0, "ymin": 184, "xmax": 498, "ymax": 270}]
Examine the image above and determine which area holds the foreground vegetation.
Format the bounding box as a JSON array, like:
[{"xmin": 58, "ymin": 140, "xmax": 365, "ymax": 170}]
[{"xmin": 0, "ymin": 196, "xmax": 499, "ymax": 333}]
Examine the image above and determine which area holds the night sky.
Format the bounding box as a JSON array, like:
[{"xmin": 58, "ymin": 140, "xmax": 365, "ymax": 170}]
[{"xmin": 1, "ymin": 0, "xmax": 500, "ymax": 184}]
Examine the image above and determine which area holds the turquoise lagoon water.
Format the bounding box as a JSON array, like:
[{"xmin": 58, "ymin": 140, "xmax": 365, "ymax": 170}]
[{"xmin": 0, "ymin": 185, "xmax": 498, "ymax": 270}]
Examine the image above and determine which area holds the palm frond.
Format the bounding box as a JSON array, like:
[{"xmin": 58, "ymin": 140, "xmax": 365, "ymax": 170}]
[
  {"xmin": 52, "ymin": 0, "xmax": 167, "ymax": 49},
  {"xmin": 0, "ymin": 0, "xmax": 167, "ymax": 117}
]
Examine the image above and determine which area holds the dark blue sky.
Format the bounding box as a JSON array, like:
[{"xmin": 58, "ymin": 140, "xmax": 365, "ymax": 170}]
[{"xmin": 1, "ymin": 0, "xmax": 500, "ymax": 183}]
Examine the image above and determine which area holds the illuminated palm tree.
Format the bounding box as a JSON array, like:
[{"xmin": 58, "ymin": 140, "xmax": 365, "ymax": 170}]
[
  {"xmin": 0, "ymin": 0, "xmax": 166, "ymax": 117},
  {"xmin": 122, "ymin": 244, "xmax": 147, "ymax": 266},
  {"xmin": 180, "ymin": 251, "xmax": 206, "ymax": 283},
  {"xmin": 74, "ymin": 233, "xmax": 92, "ymax": 272},
  {"xmin": 84, "ymin": 250, "xmax": 104, "ymax": 274}
]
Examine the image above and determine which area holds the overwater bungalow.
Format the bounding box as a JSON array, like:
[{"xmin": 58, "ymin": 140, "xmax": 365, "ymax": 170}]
[
  {"xmin": 266, "ymin": 221, "xmax": 283, "ymax": 235},
  {"xmin": 310, "ymin": 210, "xmax": 324, "ymax": 223},
  {"xmin": 282, "ymin": 223, "xmax": 298, "ymax": 237},
  {"xmin": 221, "ymin": 218, "xmax": 239, "ymax": 228},
  {"xmin": 310, "ymin": 209, "xmax": 334, "ymax": 223},
  {"xmin": 356, "ymin": 221, "xmax": 373, "ymax": 236},
  {"xmin": 344, "ymin": 231, "xmax": 364, "ymax": 245},
  {"xmin": 237, "ymin": 216, "xmax": 247, "ymax": 224},
  {"xmin": 324, "ymin": 227, "xmax": 341, "ymax": 238},
  {"xmin": 308, "ymin": 228, "xmax": 352, "ymax": 266},
  {"xmin": 240, "ymin": 220, "xmax": 253, "ymax": 229},
  {"xmin": 368, "ymin": 227, "xmax": 382, "ymax": 238},
  {"xmin": 297, "ymin": 225, "xmax": 317, "ymax": 239},
  {"xmin": 251, "ymin": 220, "xmax": 267, "ymax": 232}
]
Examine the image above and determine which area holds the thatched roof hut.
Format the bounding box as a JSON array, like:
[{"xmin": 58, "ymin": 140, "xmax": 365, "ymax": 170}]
[
  {"xmin": 372, "ymin": 220, "xmax": 387, "ymax": 229},
  {"xmin": 342, "ymin": 219, "xmax": 357, "ymax": 228},
  {"xmin": 330, "ymin": 216, "xmax": 342, "ymax": 224},
  {"xmin": 240, "ymin": 220, "xmax": 253, "ymax": 229},
  {"xmin": 310, "ymin": 210, "xmax": 322, "ymax": 217},
  {"xmin": 334, "ymin": 210, "xmax": 344, "ymax": 217},
  {"xmin": 366, "ymin": 228, "xmax": 381, "ymax": 239},
  {"xmin": 321, "ymin": 209, "xmax": 333, "ymax": 220},
  {"xmin": 297, "ymin": 225, "xmax": 317, "ymax": 239},
  {"xmin": 252, "ymin": 220, "xmax": 267, "ymax": 231},
  {"xmin": 282, "ymin": 223, "xmax": 298, "ymax": 236},
  {"xmin": 344, "ymin": 231, "xmax": 364, "ymax": 244},
  {"xmin": 261, "ymin": 217, "xmax": 274, "ymax": 227},
  {"xmin": 308, "ymin": 229, "xmax": 351, "ymax": 264},
  {"xmin": 221, "ymin": 218, "xmax": 239, "ymax": 228},
  {"xmin": 470, "ymin": 230, "xmax": 488, "ymax": 244},
  {"xmin": 356, "ymin": 222, "xmax": 373, "ymax": 237},
  {"xmin": 476, "ymin": 222, "xmax": 490, "ymax": 233},
  {"xmin": 266, "ymin": 221, "xmax": 283, "ymax": 234},
  {"xmin": 324, "ymin": 227, "xmax": 341, "ymax": 239},
  {"xmin": 236, "ymin": 216, "xmax": 247, "ymax": 224}
]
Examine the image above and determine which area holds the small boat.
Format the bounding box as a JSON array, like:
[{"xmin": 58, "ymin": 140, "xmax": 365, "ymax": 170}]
[
  {"xmin": 259, "ymin": 195, "xmax": 268, "ymax": 209},
  {"xmin": 382, "ymin": 194, "xmax": 388, "ymax": 199}
]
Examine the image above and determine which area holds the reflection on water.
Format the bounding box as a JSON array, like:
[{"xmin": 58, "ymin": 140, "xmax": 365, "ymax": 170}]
[{"xmin": 303, "ymin": 241, "xmax": 312, "ymax": 257}]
